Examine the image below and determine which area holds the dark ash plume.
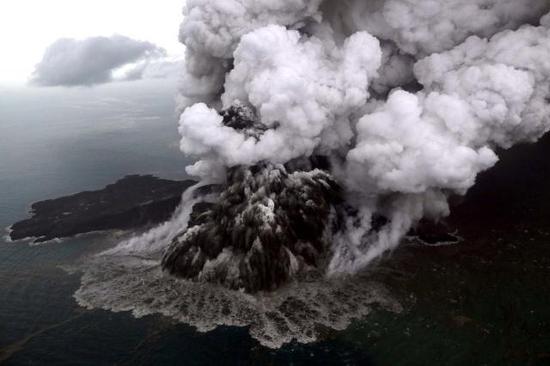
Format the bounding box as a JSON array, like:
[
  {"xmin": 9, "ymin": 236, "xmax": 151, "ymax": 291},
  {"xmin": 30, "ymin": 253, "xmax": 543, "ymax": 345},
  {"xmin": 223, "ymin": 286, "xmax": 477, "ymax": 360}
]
[{"xmin": 162, "ymin": 153, "xmax": 341, "ymax": 292}]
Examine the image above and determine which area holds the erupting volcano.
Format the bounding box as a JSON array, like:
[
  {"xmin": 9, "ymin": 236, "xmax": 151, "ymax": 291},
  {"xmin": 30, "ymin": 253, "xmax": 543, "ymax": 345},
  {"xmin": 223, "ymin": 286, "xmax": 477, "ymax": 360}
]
[
  {"xmin": 163, "ymin": 147, "xmax": 341, "ymax": 292},
  {"xmin": 159, "ymin": 0, "xmax": 550, "ymax": 291}
]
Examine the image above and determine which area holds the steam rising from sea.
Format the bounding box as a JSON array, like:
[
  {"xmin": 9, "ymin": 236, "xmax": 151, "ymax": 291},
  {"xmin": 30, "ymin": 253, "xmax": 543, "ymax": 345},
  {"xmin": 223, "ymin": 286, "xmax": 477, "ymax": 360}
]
[{"xmin": 76, "ymin": 0, "xmax": 550, "ymax": 347}]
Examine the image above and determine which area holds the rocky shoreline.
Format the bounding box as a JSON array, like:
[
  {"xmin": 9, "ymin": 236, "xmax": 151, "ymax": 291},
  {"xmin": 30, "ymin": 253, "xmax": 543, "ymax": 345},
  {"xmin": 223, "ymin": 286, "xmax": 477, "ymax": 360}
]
[{"xmin": 9, "ymin": 175, "xmax": 196, "ymax": 243}]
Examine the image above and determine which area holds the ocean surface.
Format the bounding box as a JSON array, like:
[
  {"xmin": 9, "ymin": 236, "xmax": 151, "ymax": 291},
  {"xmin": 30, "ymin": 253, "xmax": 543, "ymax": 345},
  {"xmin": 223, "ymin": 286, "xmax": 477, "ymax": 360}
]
[{"xmin": 1, "ymin": 81, "xmax": 549, "ymax": 366}]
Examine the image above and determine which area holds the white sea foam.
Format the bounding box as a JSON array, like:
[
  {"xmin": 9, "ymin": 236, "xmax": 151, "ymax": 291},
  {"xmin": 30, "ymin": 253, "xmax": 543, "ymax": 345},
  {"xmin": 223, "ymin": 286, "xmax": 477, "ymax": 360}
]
[{"xmin": 75, "ymin": 254, "xmax": 401, "ymax": 349}]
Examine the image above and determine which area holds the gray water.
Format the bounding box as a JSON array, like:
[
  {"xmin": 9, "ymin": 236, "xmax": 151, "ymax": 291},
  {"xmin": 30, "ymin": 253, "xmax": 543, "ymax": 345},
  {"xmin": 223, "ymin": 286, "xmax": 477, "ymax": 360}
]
[{"xmin": 0, "ymin": 81, "xmax": 376, "ymax": 365}]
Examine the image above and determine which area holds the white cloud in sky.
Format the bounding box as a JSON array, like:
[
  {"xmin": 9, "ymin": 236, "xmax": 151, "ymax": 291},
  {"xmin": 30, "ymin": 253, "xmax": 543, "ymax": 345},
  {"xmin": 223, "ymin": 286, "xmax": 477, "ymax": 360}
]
[
  {"xmin": 31, "ymin": 35, "xmax": 169, "ymax": 86},
  {"xmin": 0, "ymin": 0, "xmax": 185, "ymax": 85}
]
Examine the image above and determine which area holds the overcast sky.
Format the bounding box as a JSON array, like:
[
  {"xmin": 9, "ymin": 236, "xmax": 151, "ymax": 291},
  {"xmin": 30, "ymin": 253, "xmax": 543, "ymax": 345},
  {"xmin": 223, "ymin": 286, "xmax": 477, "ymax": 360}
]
[{"xmin": 0, "ymin": 0, "xmax": 184, "ymax": 85}]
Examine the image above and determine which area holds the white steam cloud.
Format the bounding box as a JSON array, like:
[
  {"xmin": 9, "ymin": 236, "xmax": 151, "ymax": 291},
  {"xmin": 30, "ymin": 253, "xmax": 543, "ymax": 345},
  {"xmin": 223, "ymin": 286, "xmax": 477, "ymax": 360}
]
[
  {"xmin": 31, "ymin": 35, "xmax": 171, "ymax": 86},
  {"xmin": 175, "ymin": 0, "xmax": 550, "ymax": 275}
]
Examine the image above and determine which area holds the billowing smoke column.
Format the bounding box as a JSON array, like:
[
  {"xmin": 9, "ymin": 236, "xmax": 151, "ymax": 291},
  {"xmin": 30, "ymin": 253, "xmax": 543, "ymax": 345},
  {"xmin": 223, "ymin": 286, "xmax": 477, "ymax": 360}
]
[{"xmin": 164, "ymin": 0, "xmax": 550, "ymax": 291}]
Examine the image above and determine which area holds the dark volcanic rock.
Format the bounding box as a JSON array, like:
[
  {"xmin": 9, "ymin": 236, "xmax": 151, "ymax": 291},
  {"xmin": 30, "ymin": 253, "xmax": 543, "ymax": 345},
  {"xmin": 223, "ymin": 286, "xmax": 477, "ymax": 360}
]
[{"xmin": 10, "ymin": 175, "xmax": 197, "ymax": 243}]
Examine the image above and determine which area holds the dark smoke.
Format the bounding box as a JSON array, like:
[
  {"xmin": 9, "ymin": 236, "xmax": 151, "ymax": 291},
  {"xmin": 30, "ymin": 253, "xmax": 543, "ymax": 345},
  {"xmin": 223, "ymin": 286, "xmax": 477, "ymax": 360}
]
[{"xmin": 163, "ymin": 108, "xmax": 341, "ymax": 291}]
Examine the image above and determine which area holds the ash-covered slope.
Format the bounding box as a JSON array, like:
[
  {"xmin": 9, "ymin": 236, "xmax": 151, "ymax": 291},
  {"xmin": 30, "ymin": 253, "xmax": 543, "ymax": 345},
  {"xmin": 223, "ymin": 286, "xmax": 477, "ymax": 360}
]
[{"xmin": 10, "ymin": 175, "xmax": 196, "ymax": 243}]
